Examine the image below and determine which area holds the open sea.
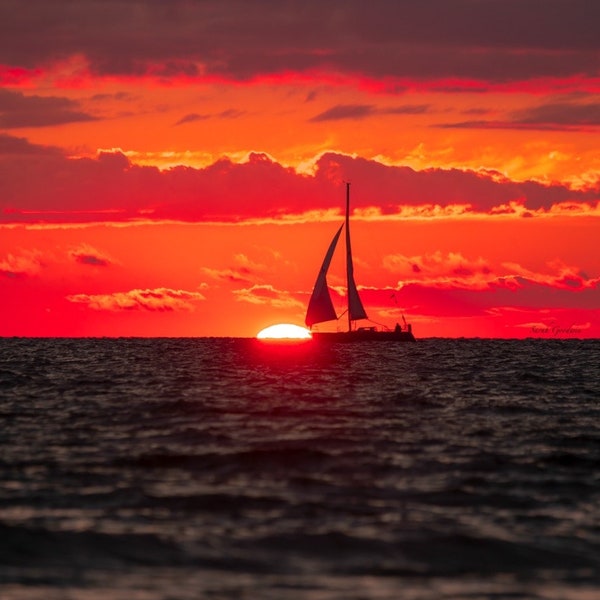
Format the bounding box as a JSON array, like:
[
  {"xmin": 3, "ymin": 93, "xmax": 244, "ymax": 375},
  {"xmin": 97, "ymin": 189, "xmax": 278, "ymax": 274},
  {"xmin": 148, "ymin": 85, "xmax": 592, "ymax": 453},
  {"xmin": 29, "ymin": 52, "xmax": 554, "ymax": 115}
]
[{"xmin": 0, "ymin": 337, "xmax": 598, "ymax": 600}]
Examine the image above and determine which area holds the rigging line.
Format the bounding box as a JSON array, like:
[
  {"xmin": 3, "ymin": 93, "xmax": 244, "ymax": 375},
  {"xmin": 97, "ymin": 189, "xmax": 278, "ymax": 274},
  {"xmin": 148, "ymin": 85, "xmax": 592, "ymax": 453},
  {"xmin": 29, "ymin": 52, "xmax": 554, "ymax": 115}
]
[{"xmin": 365, "ymin": 317, "xmax": 392, "ymax": 331}]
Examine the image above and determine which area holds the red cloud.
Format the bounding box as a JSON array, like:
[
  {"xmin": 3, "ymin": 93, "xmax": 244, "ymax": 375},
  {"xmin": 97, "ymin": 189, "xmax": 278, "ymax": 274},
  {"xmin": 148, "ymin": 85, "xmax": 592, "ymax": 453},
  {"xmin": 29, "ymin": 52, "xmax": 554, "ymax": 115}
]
[
  {"xmin": 368, "ymin": 275, "xmax": 599, "ymax": 326},
  {"xmin": 382, "ymin": 253, "xmax": 600, "ymax": 294},
  {"xmin": 1, "ymin": 141, "xmax": 598, "ymax": 224},
  {"xmin": 66, "ymin": 287, "xmax": 206, "ymax": 311},
  {"xmin": 384, "ymin": 251, "xmax": 493, "ymax": 289},
  {"xmin": 0, "ymin": 65, "xmax": 42, "ymax": 86},
  {"xmin": 501, "ymin": 260, "xmax": 600, "ymax": 291}
]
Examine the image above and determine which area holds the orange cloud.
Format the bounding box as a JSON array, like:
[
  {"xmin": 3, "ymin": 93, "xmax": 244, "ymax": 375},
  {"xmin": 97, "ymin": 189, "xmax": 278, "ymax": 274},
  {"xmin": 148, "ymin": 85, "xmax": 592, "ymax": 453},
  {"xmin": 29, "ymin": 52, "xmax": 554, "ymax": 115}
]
[
  {"xmin": 233, "ymin": 285, "xmax": 304, "ymax": 309},
  {"xmin": 0, "ymin": 250, "xmax": 43, "ymax": 277},
  {"xmin": 66, "ymin": 287, "xmax": 206, "ymax": 312},
  {"xmin": 383, "ymin": 251, "xmax": 492, "ymax": 288},
  {"xmin": 68, "ymin": 243, "xmax": 113, "ymax": 267},
  {"xmin": 202, "ymin": 267, "xmax": 253, "ymax": 285},
  {"xmin": 201, "ymin": 253, "xmax": 267, "ymax": 285}
]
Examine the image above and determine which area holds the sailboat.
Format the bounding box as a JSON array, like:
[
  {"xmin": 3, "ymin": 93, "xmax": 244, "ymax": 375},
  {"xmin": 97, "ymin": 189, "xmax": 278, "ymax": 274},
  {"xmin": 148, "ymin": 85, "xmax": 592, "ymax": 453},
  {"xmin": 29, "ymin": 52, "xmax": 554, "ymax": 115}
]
[{"xmin": 305, "ymin": 183, "xmax": 416, "ymax": 342}]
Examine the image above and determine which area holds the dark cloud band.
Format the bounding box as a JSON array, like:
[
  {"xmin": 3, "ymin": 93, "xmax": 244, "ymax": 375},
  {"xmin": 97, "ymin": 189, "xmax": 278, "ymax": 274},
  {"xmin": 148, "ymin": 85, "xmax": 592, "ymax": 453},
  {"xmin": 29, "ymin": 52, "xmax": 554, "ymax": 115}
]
[{"xmin": 1, "ymin": 1, "xmax": 598, "ymax": 85}]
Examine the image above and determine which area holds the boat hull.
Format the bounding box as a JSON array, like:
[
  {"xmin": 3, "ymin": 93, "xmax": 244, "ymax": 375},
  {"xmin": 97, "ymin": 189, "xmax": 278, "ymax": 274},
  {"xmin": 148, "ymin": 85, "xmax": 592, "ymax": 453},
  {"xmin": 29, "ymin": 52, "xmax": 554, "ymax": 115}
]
[{"xmin": 311, "ymin": 329, "xmax": 416, "ymax": 343}]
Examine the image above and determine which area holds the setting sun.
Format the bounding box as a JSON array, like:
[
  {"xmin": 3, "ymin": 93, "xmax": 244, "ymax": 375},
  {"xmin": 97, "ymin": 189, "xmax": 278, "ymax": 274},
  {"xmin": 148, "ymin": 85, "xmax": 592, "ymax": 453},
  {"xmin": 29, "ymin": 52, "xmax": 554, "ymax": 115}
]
[{"xmin": 256, "ymin": 324, "xmax": 312, "ymax": 340}]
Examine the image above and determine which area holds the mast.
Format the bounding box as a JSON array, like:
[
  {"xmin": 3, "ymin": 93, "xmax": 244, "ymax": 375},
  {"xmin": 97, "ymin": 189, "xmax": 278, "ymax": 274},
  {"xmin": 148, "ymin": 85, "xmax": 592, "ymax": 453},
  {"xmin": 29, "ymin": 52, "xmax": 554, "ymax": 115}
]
[
  {"xmin": 345, "ymin": 182, "xmax": 368, "ymax": 331},
  {"xmin": 345, "ymin": 182, "xmax": 352, "ymax": 332}
]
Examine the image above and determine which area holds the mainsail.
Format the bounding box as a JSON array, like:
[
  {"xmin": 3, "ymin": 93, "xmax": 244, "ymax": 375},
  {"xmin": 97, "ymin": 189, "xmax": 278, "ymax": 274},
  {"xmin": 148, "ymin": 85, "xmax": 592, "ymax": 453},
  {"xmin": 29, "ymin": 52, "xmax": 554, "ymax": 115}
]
[
  {"xmin": 305, "ymin": 224, "xmax": 343, "ymax": 327},
  {"xmin": 305, "ymin": 183, "xmax": 368, "ymax": 331}
]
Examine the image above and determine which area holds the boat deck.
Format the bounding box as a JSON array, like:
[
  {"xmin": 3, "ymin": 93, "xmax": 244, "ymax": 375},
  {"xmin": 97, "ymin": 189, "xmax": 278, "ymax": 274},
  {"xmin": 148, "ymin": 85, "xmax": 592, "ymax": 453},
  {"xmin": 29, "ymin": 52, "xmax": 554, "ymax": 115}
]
[{"xmin": 311, "ymin": 329, "xmax": 416, "ymax": 342}]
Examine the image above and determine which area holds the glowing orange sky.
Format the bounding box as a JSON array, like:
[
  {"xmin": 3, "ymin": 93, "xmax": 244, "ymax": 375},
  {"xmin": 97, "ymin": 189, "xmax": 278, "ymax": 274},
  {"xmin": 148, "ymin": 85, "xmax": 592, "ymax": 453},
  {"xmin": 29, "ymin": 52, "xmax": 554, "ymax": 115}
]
[{"xmin": 1, "ymin": 1, "xmax": 598, "ymax": 338}]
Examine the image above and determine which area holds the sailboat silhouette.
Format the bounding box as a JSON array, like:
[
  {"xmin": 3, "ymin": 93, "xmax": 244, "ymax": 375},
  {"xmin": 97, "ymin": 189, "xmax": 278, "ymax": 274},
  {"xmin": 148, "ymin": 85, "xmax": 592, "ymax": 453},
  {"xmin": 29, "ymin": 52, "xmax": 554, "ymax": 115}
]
[{"xmin": 306, "ymin": 183, "xmax": 415, "ymax": 342}]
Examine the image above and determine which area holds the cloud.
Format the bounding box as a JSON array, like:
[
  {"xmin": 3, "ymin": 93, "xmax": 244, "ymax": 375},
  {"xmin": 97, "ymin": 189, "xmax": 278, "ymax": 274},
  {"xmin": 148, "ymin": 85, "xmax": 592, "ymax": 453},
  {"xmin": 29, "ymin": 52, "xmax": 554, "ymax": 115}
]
[
  {"xmin": 310, "ymin": 104, "xmax": 429, "ymax": 122},
  {"xmin": 311, "ymin": 105, "xmax": 375, "ymax": 122},
  {"xmin": 381, "ymin": 253, "xmax": 600, "ymax": 298},
  {"xmin": 0, "ymin": 65, "xmax": 41, "ymax": 86},
  {"xmin": 0, "ymin": 145, "xmax": 598, "ymax": 224},
  {"xmin": 383, "ymin": 274, "xmax": 600, "ymax": 324},
  {"xmin": 437, "ymin": 100, "xmax": 600, "ymax": 131},
  {"xmin": 511, "ymin": 100, "xmax": 600, "ymax": 128},
  {"xmin": 218, "ymin": 109, "xmax": 244, "ymax": 119},
  {"xmin": 68, "ymin": 244, "xmax": 112, "ymax": 267},
  {"xmin": 1, "ymin": 1, "xmax": 598, "ymax": 89},
  {"xmin": 202, "ymin": 267, "xmax": 253, "ymax": 285},
  {"xmin": 384, "ymin": 251, "xmax": 493, "ymax": 289},
  {"xmin": 500, "ymin": 260, "xmax": 599, "ymax": 291},
  {"xmin": 310, "ymin": 153, "xmax": 599, "ymax": 213},
  {"xmin": 0, "ymin": 89, "xmax": 96, "ymax": 128},
  {"xmin": 174, "ymin": 109, "xmax": 243, "ymax": 126},
  {"xmin": 201, "ymin": 253, "xmax": 267, "ymax": 285},
  {"xmin": 75, "ymin": 255, "xmax": 109, "ymax": 267},
  {"xmin": 66, "ymin": 287, "xmax": 206, "ymax": 311},
  {"xmin": 0, "ymin": 250, "xmax": 43, "ymax": 278},
  {"xmin": 90, "ymin": 92, "xmax": 134, "ymax": 102},
  {"xmin": 0, "ymin": 133, "xmax": 64, "ymax": 156},
  {"xmin": 233, "ymin": 284, "xmax": 304, "ymax": 309},
  {"xmin": 174, "ymin": 113, "xmax": 210, "ymax": 126}
]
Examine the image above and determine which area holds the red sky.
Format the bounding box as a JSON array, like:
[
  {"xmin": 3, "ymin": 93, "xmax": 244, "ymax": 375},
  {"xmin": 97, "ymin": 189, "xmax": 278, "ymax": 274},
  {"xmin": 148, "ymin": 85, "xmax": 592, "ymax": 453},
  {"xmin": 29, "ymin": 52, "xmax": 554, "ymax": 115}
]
[{"xmin": 1, "ymin": 0, "xmax": 598, "ymax": 338}]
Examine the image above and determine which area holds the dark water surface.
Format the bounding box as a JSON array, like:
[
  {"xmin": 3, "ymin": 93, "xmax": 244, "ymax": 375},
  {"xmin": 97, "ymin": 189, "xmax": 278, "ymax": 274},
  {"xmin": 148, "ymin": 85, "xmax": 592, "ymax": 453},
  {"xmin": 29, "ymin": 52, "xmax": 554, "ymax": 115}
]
[{"xmin": 1, "ymin": 338, "xmax": 599, "ymax": 599}]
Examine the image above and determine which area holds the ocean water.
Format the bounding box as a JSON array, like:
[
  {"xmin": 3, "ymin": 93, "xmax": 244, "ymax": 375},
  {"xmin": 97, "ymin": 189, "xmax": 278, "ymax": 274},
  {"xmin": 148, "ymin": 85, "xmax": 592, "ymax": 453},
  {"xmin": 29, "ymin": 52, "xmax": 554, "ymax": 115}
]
[{"xmin": 0, "ymin": 337, "xmax": 598, "ymax": 600}]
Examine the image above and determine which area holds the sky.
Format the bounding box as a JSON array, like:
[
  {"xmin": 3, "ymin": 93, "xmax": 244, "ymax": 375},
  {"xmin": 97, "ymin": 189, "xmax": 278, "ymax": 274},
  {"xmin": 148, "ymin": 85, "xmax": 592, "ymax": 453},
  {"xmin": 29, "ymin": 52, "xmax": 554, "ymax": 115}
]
[{"xmin": 1, "ymin": 0, "xmax": 598, "ymax": 338}]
